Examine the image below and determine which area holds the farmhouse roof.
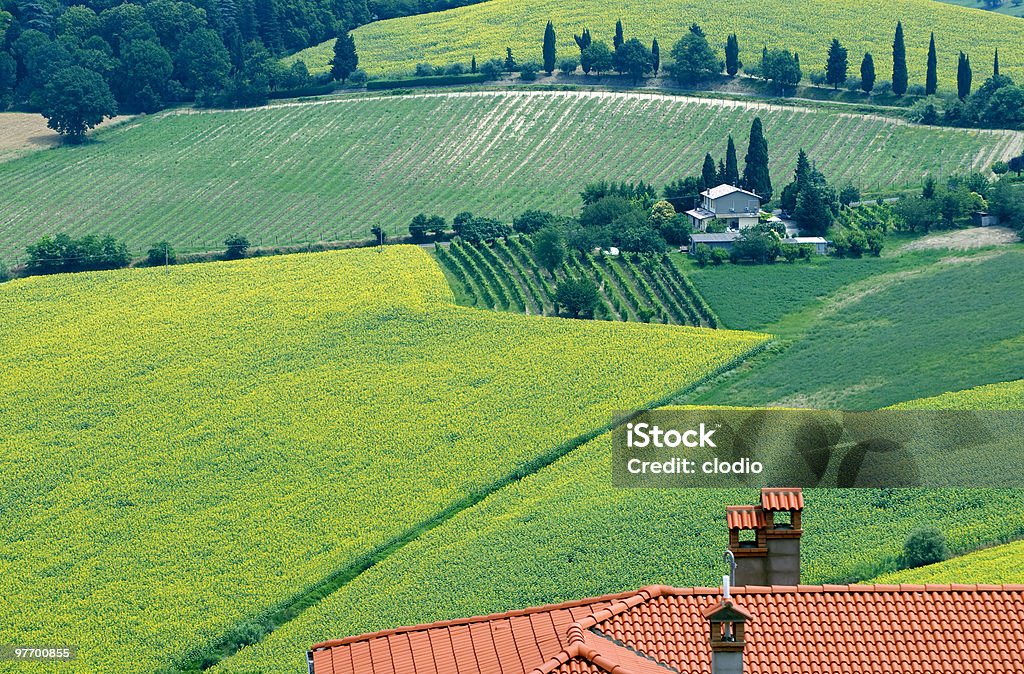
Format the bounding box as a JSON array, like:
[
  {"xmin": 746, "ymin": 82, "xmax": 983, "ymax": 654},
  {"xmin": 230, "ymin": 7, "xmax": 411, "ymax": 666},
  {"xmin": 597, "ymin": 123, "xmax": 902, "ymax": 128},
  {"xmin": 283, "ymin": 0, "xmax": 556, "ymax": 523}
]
[
  {"xmin": 691, "ymin": 232, "xmax": 741, "ymax": 244},
  {"xmin": 701, "ymin": 184, "xmax": 760, "ymax": 200},
  {"xmin": 685, "ymin": 207, "xmax": 716, "ymax": 220},
  {"xmin": 307, "ymin": 583, "xmax": 1024, "ymax": 674},
  {"xmin": 782, "ymin": 237, "xmax": 828, "ymax": 245}
]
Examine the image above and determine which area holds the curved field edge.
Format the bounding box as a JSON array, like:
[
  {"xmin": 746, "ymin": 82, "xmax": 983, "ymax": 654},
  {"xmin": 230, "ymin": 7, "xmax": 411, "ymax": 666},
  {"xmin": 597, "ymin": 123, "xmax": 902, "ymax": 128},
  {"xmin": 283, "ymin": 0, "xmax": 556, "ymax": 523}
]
[
  {"xmin": 872, "ymin": 539, "xmax": 1024, "ymax": 584},
  {"xmin": 344, "ymin": 0, "xmax": 1024, "ymax": 84},
  {"xmin": 0, "ymin": 91, "xmax": 1019, "ymax": 261},
  {"xmin": 890, "ymin": 378, "xmax": 1024, "ymax": 409},
  {"xmin": 0, "ymin": 246, "xmax": 768, "ymax": 673},
  {"xmin": 211, "ymin": 423, "xmax": 1024, "ymax": 674}
]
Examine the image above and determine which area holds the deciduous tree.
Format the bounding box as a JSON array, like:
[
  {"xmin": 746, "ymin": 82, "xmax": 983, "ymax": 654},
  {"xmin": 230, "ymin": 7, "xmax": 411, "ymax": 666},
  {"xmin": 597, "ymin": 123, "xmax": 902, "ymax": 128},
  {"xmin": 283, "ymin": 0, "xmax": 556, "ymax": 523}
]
[
  {"xmin": 667, "ymin": 27, "xmax": 721, "ymax": 84},
  {"xmin": 41, "ymin": 66, "xmax": 116, "ymax": 143}
]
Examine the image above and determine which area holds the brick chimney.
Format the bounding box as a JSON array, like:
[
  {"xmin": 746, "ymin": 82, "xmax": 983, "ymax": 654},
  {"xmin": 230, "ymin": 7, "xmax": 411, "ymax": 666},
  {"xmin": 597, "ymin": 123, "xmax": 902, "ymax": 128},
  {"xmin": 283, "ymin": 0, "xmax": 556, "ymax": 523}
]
[
  {"xmin": 702, "ymin": 598, "xmax": 752, "ymax": 674},
  {"xmin": 727, "ymin": 488, "xmax": 803, "ymax": 586}
]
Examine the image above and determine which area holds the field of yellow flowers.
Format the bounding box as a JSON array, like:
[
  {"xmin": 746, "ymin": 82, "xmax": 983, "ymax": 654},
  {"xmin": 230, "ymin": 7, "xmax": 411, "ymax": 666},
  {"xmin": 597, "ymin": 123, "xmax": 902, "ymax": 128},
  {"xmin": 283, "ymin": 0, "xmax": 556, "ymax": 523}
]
[{"xmin": 0, "ymin": 246, "xmax": 767, "ymax": 672}]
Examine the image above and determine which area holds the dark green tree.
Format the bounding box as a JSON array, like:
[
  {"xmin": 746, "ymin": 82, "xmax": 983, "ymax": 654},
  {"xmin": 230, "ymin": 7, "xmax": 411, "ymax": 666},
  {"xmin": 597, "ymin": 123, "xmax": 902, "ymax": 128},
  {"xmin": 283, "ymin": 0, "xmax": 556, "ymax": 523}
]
[
  {"xmin": 555, "ymin": 276, "xmax": 599, "ymax": 318},
  {"xmin": 224, "ymin": 233, "xmax": 250, "ymax": 259},
  {"xmin": 724, "ymin": 135, "xmax": 739, "ymax": 185},
  {"xmin": 40, "ymin": 66, "xmax": 116, "ymax": 143},
  {"xmin": 573, "ymin": 28, "xmax": 591, "ymax": 55},
  {"xmin": 534, "ymin": 226, "xmax": 566, "ymax": 274},
  {"xmin": 761, "ymin": 48, "xmax": 801, "ymax": 91},
  {"xmin": 613, "ymin": 18, "xmax": 623, "ymax": 50},
  {"xmin": 471, "ymin": 55, "xmax": 477, "ymax": 73},
  {"xmin": 513, "ymin": 210, "xmax": 554, "ymax": 234},
  {"xmin": 667, "ymin": 28, "xmax": 721, "ymax": 84},
  {"xmin": 701, "ymin": 152, "xmax": 717, "ymax": 189},
  {"xmin": 742, "ymin": 117, "xmax": 772, "ymax": 202},
  {"xmin": 994, "ymin": 48, "xmax": 999, "ymax": 77},
  {"xmin": 115, "ymin": 40, "xmax": 173, "ymax": 112},
  {"xmin": 663, "ymin": 176, "xmax": 702, "ymax": 211},
  {"xmin": 892, "ymin": 21, "xmax": 907, "ymax": 96},
  {"xmin": 504, "ymin": 47, "xmax": 516, "ymax": 71},
  {"xmin": 176, "ymin": 28, "xmax": 232, "ymax": 94},
  {"xmin": 616, "ymin": 37, "xmax": 653, "ymax": 84},
  {"xmin": 409, "ymin": 213, "xmax": 430, "ymax": 241},
  {"xmin": 651, "ymin": 38, "xmax": 660, "ymax": 75},
  {"xmin": 860, "ymin": 52, "xmax": 875, "ymax": 93},
  {"xmin": 542, "ymin": 20, "xmax": 556, "ymax": 75},
  {"xmin": 331, "ymin": 32, "xmax": 358, "ymax": 83},
  {"xmin": 580, "ymin": 41, "xmax": 612, "ymax": 75},
  {"xmin": 779, "ymin": 148, "xmax": 813, "ymax": 214},
  {"xmin": 957, "ymin": 51, "xmax": 972, "ymax": 100},
  {"xmin": 903, "ymin": 526, "xmax": 949, "ymax": 568},
  {"xmin": 825, "ymin": 38, "xmax": 848, "ymax": 90},
  {"xmin": 147, "ymin": 241, "xmax": 176, "ymax": 266},
  {"xmin": 925, "ymin": 32, "xmax": 937, "ymax": 95},
  {"xmin": 725, "ymin": 33, "xmax": 741, "ymax": 76}
]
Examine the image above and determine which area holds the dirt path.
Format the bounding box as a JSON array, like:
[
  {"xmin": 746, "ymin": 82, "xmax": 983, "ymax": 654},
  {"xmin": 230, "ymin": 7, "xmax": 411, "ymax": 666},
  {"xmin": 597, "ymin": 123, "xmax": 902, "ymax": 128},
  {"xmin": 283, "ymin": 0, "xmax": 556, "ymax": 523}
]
[{"xmin": 900, "ymin": 227, "xmax": 1020, "ymax": 252}]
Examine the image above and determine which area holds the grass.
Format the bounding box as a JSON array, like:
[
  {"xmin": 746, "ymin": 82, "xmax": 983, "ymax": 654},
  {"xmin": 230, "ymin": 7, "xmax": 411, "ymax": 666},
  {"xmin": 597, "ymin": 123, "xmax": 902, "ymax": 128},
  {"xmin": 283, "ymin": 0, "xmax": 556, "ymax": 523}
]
[
  {"xmin": 211, "ymin": 428, "xmax": 1024, "ymax": 674},
  {"xmin": 891, "ymin": 377, "xmax": 1024, "ymax": 408},
  {"xmin": 691, "ymin": 247, "xmax": 1024, "ymax": 409},
  {"xmin": 0, "ymin": 246, "xmax": 767, "ymax": 673},
  {"xmin": 872, "ymin": 539, "xmax": 1024, "ymax": 584},
  {"xmin": 335, "ymin": 0, "xmax": 1024, "ymax": 84},
  {"xmin": 0, "ymin": 91, "xmax": 1017, "ymax": 262},
  {"xmin": 932, "ymin": 0, "xmax": 1024, "ymax": 18}
]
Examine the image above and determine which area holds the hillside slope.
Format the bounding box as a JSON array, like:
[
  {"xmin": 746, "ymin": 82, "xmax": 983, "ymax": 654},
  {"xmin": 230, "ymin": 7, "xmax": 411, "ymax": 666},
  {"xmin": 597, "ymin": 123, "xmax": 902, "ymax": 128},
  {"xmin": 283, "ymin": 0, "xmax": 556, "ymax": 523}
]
[
  {"xmin": 0, "ymin": 91, "xmax": 1017, "ymax": 261},
  {"xmin": 873, "ymin": 539, "xmax": 1024, "ymax": 584},
  {"xmin": 347, "ymin": 0, "xmax": 1024, "ymax": 84}
]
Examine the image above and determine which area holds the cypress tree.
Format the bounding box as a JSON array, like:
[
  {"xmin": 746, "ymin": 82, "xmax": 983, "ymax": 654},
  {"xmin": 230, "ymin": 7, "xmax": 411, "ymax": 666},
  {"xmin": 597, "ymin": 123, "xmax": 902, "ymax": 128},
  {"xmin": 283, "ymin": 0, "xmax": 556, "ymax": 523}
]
[
  {"xmin": 651, "ymin": 38, "xmax": 660, "ymax": 75},
  {"xmin": 331, "ymin": 32, "xmax": 358, "ymax": 83},
  {"xmin": 471, "ymin": 55, "xmax": 477, "ymax": 73},
  {"xmin": 994, "ymin": 48, "xmax": 1000, "ymax": 77},
  {"xmin": 717, "ymin": 159, "xmax": 727, "ymax": 183},
  {"xmin": 825, "ymin": 38, "xmax": 848, "ymax": 90},
  {"xmin": 701, "ymin": 153, "xmax": 717, "ymax": 190},
  {"xmin": 926, "ymin": 32, "xmax": 937, "ymax": 95},
  {"xmin": 892, "ymin": 21, "xmax": 907, "ymax": 96},
  {"xmin": 957, "ymin": 51, "xmax": 972, "ymax": 100},
  {"xmin": 543, "ymin": 20, "xmax": 556, "ymax": 75},
  {"xmin": 860, "ymin": 52, "xmax": 875, "ymax": 93},
  {"xmin": 573, "ymin": 28, "xmax": 591, "ymax": 54},
  {"xmin": 742, "ymin": 117, "xmax": 772, "ymax": 202},
  {"xmin": 725, "ymin": 135, "xmax": 739, "ymax": 185},
  {"xmin": 725, "ymin": 34, "xmax": 740, "ymax": 76},
  {"xmin": 614, "ymin": 19, "xmax": 623, "ymax": 50}
]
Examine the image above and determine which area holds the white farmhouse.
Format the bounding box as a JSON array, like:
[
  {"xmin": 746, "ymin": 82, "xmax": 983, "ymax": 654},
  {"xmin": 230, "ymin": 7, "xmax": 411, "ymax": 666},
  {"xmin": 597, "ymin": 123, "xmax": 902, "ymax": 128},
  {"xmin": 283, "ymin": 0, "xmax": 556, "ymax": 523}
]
[{"xmin": 685, "ymin": 184, "xmax": 761, "ymax": 231}]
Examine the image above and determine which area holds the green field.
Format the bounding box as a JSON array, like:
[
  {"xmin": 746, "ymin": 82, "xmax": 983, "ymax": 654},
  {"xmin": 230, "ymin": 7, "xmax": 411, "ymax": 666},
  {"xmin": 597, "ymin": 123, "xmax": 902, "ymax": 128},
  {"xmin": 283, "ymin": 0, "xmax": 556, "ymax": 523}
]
[
  {"xmin": 691, "ymin": 247, "xmax": 1024, "ymax": 409},
  {"xmin": 212, "ymin": 427, "xmax": 1024, "ymax": 674},
  {"xmin": 317, "ymin": 0, "xmax": 1024, "ymax": 84},
  {"xmin": 0, "ymin": 246, "xmax": 766, "ymax": 672},
  {"xmin": 434, "ymin": 238, "xmax": 719, "ymax": 326},
  {"xmin": 892, "ymin": 377, "xmax": 1024, "ymax": 408},
  {"xmin": 933, "ymin": 0, "xmax": 1024, "ymax": 18},
  {"xmin": 0, "ymin": 91, "xmax": 1019, "ymax": 262},
  {"xmin": 873, "ymin": 539, "xmax": 1024, "ymax": 584}
]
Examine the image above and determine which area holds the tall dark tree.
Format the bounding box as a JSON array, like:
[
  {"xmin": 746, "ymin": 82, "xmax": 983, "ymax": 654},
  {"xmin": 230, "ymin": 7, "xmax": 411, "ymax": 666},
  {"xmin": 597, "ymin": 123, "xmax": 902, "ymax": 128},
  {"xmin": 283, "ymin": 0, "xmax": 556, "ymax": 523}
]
[
  {"xmin": 613, "ymin": 18, "xmax": 623, "ymax": 50},
  {"xmin": 573, "ymin": 28, "xmax": 591, "ymax": 55},
  {"xmin": 331, "ymin": 31, "xmax": 357, "ymax": 83},
  {"xmin": 892, "ymin": 21, "xmax": 907, "ymax": 96},
  {"xmin": 651, "ymin": 38, "xmax": 660, "ymax": 75},
  {"xmin": 925, "ymin": 32, "xmax": 937, "ymax": 95},
  {"xmin": 860, "ymin": 52, "xmax": 875, "ymax": 93},
  {"xmin": 825, "ymin": 37, "xmax": 848, "ymax": 90},
  {"xmin": 742, "ymin": 116, "xmax": 772, "ymax": 202},
  {"xmin": 542, "ymin": 20, "xmax": 556, "ymax": 75},
  {"xmin": 779, "ymin": 148, "xmax": 813, "ymax": 214},
  {"xmin": 994, "ymin": 48, "xmax": 999, "ymax": 77},
  {"xmin": 724, "ymin": 135, "xmax": 739, "ymax": 185},
  {"xmin": 701, "ymin": 152, "xmax": 717, "ymax": 189},
  {"xmin": 957, "ymin": 51, "xmax": 972, "ymax": 100},
  {"xmin": 616, "ymin": 37, "xmax": 653, "ymax": 84},
  {"xmin": 717, "ymin": 159, "xmax": 726, "ymax": 182},
  {"xmin": 725, "ymin": 33, "xmax": 741, "ymax": 76},
  {"xmin": 471, "ymin": 55, "xmax": 476, "ymax": 73}
]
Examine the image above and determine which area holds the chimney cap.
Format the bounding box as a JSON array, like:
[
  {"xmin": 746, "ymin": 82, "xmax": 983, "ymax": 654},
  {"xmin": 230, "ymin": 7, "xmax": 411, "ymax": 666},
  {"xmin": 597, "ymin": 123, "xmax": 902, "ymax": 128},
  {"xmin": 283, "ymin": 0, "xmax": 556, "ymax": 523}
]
[
  {"xmin": 726, "ymin": 505, "xmax": 766, "ymax": 531},
  {"xmin": 702, "ymin": 599, "xmax": 753, "ymax": 622},
  {"xmin": 760, "ymin": 488, "xmax": 804, "ymax": 512}
]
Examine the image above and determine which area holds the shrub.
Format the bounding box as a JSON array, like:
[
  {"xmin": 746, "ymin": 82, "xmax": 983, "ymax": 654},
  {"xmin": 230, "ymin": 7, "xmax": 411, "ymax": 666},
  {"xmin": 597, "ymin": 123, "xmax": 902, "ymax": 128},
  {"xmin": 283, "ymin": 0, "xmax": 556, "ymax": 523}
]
[
  {"xmin": 224, "ymin": 234, "xmax": 250, "ymax": 260},
  {"xmin": 415, "ymin": 63, "xmax": 439, "ymax": 77},
  {"xmin": 0, "ymin": 261, "xmax": 9, "ymax": 283},
  {"xmin": 348, "ymin": 69, "xmax": 368, "ymax": 85},
  {"xmin": 903, "ymin": 526, "xmax": 949, "ymax": 568},
  {"xmin": 519, "ymin": 61, "xmax": 541, "ymax": 81},
  {"xmin": 559, "ymin": 57, "xmax": 579, "ymax": 75},
  {"xmin": 147, "ymin": 241, "xmax": 177, "ymax": 266},
  {"xmin": 479, "ymin": 59, "xmax": 505, "ymax": 80},
  {"xmin": 445, "ymin": 62, "xmax": 465, "ymax": 76},
  {"xmin": 709, "ymin": 248, "xmax": 730, "ymax": 265}
]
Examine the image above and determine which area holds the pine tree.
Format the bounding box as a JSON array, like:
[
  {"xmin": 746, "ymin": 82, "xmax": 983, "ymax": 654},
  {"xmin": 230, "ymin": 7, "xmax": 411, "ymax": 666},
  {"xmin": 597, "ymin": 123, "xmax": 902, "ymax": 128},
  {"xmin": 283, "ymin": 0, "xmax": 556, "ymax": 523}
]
[
  {"xmin": 701, "ymin": 153, "xmax": 717, "ymax": 190},
  {"xmin": 825, "ymin": 38, "xmax": 848, "ymax": 90},
  {"xmin": 994, "ymin": 48, "xmax": 1000, "ymax": 77},
  {"xmin": 725, "ymin": 135, "xmax": 739, "ymax": 185},
  {"xmin": 742, "ymin": 117, "xmax": 772, "ymax": 202},
  {"xmin": 725, "ymin": 34, "xmax": 741, "ymax": 77},
  {"xmin": 860, "ymin": 52, "xmax": 875, "ymax": 94},
  {"xmin": 331, "ymin": 32, "xmax": 358, "ymax": 83},
  {"xmin": 957, "ymin": 51, "xmax": 972, "ymax": 100},
  {"xmin": 926, "ymin": 33, "xmax": 937, "ymax": 96},
  {"xmin": 543, "ymin": 20, "xmax": 556, "ymax": 75},
  {"xmin": 651, "ymin": 38, "xmax": 660, "ymax": 75},
  {"xmin": 254, "ymin": 0, "xmax": 282, "ymax": 52},
  {"xmin": 614, "ymin": 19, "xmax": 623, "ymax": 50},
  {"xmin": 892, "ymin": 21, "xmax": 908, "ymax": 96}
]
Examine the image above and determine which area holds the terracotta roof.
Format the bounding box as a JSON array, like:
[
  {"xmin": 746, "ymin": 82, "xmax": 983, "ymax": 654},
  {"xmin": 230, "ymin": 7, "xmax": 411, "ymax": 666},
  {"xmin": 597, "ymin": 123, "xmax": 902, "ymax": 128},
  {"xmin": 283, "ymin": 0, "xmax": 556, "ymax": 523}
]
[
  {"xmin": 309, "ymin": 584, "xmax": 1024, "ymax": 674},
  {"xmin": 726, "ymin": 505, "xmax": 766, "ymax": 530},
  {"xmin": 759, "ymin": 488, "xmax": 804, "ymax": 512}
]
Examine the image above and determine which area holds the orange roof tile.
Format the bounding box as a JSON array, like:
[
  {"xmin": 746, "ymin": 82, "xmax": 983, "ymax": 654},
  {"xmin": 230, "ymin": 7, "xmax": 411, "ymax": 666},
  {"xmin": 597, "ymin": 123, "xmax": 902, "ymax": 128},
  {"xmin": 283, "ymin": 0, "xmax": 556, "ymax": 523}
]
[
  {"xmin": 725, "ymin": 505, "xmax": 765, "ymax": 530},
  {"xmin": 309, "ymin": 584, "xmax": 1024, "ymax": 674},
  {"xmin": 760, "ymin": 488, "xmax": 804, "ymax": 511}
]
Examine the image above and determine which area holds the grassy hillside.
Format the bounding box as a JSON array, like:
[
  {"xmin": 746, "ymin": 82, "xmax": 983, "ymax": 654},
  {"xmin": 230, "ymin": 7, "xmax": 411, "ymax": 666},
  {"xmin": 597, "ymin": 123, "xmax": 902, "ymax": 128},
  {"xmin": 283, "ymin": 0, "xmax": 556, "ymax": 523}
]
[
  {"xmin": 0, "ymin": 246, "xmax": 766, "ymax": 672},
  {"xmin": 873, "ymin": 539, "xmax": 1024, "ymax": 584},
  {"xmin": 212, "ymin": 429, "xmax": 1024, "ymax": 674},
  {"xmin": 692, "ymin": 248, "xmax": 1024, "ymax": 409},
  {"xmin": 340, "ymin": 0, "xmax": 1024, "ymax": 84},
  {"xmin": 0, "ymin": 92, "xmax": 1017, "ymax": 262},
  {"xmin": 891, "ymin": 378, "xmax": 1024, "ymax": 408}
]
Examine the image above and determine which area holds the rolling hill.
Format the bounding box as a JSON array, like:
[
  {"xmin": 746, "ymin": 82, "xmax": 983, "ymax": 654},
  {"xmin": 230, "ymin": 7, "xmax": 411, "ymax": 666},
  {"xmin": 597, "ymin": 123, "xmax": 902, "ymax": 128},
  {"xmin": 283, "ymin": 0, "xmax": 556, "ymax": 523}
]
[
  {"xmin": 0, "ymin": 91, "xmax": 1017, "ymax": 262},
  {"xmin": 873, "ymin": 539, "xmax": 1024, "ymax": 584}
]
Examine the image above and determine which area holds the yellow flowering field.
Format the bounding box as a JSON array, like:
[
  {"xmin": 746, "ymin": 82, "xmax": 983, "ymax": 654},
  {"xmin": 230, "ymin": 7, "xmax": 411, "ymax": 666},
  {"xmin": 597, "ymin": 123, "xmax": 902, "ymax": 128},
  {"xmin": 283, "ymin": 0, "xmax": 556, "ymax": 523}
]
[
  {"xmin": 338, "ymin": 0, "xmax": 1024, "ymax": 85},
  {"xmin": 891, "ymin": 379, "xmax": 1024, "ymax": 409},
  {"xmin": 0, "ymin": 246, "xmax": 766, "ymax": 673},
  {"xmin": 873, "ymin": 539, "xmax": 1024, "ymax": 584}
]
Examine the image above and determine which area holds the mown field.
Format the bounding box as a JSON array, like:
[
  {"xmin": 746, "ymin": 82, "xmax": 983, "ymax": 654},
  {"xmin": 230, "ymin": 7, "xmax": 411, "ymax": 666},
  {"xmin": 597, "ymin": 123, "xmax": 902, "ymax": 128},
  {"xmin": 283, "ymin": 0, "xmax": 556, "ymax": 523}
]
[
  {"xmin": 311, "ymin": 0, "xmax": 1024, "ymax": 84},
  {"xmin": 874, "ymin": 539, "xmax": 1024, "ymax": 584},
  {"xmin": 0, "ymin": 246, "xmax": 767, "ymax": 673},
  {"xmin": 434, "ymin": 237, "xmax": 719, "ymax": 326},
  {"xmin": 0, "ymin": 91, "xmax": 1019, "ymax": 262},
  {"xmin": 691, "ymin": 248, "xmax": 1024, "ymax": 409},
  {"xmin": 212, "ymin": 426, "xmax": 1024, "ymax": 674}
]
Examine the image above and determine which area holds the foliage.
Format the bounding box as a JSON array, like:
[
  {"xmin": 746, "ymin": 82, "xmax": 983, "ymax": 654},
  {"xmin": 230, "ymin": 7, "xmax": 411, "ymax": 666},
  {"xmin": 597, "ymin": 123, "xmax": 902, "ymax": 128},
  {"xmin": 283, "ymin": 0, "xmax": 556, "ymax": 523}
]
[
  {"xmin": 40, "ymin": 66, "xmax": 116, "ymax": 142},
  {"xmin": 742, "ymin": 117, "xmax": 772, "ymax": 203},
  {"xmin": 825, "ymin": 38, "xmax": 848, "ymax": 90},
  {"xmin": 760, "ymin": 48, "xmax": 802, "ymax": 91},
  {"xmin": 860, "ymin": 52, "xmax": 875, "ymax": 93},
  {"xmin": 554, "ymin": 276, "xmax": 599, "ymax": 317},
  {"xmin": 147, "ymin": 241, "xmax": 177, "ymax": 266},
  {"xmin": 615, "ymin": 37, "xmax": 654, "ymax": 84},
  {"xmin": 725, "ymin": 33, "xmax": 741, "ymax": 76},
  {"xmin": 513, "ymin": 210, "xmax": 555, "ymax": 235},
  {"xmin": 874, "ymin": 539, "xmax": 1024, "ymax": 585},
  {"xmin": 957, "ymin": 51, "xmax": 972, "ymax": 100},
  {"xmin": 454, "ymin": 216, "xmax": 511, "ymax": 243},
  {"xmin": 224, "ymin": 233, "xmax": 251, "ymax": 259},
  {"xmin": 558, "ymin": 57, "xmax": 578, "ymax": 74},
  {"xmin": 518, "ymin": 60, "xmax": 541, "ymax": 81},
  {"xmin": 25, "ymin": 233, "xmax": 130, "ymax": 275},
  {"xmin": 331, "ymin": 32, "xmax": 359, "ymax": 82},
  {"xmin": 903, "ymin": 526, "xmax": 950, "ymax": 568},
  {"xmin": 543, "ymin": 20, "xmax": 556, "ymax": 74},
  {"xmin": 892, "ymin": 21, "xmax": 908, "ymax": 96},
  {"xmin": 667, "ymin": 27, "xmax": 721, "ymax": 84},
  {"xmin": 580, "ymin": 40, "xmax": 613, "ymax": 75},
  {"xmin": 533, "ymin": 226, "xmax": 566, "ymax": 272},
  {"xmin": 926, "ymin": 32, "xmax": 937, "ymax": 95}
]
